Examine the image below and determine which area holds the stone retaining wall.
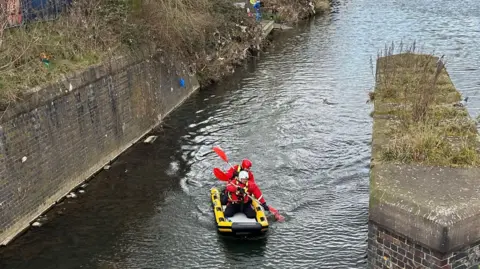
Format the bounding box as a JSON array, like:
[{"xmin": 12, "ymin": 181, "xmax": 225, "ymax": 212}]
[{"xmin": 0, "ymin": 53, "xmax": 199, "ymax": 245}]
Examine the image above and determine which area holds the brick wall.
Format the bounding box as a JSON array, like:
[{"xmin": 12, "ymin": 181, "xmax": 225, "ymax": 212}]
[
  {"xmin": 0, "ymin": 54, "xmax": 199, "ymax": 245},
  {"xmin": 368, "ymin": 221, "xmax": 480, "ymax": 269}
]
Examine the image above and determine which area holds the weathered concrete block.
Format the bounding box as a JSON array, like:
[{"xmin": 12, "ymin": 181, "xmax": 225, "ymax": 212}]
[
  {"xmin": 369, "ymin": 53, "xmax": 480, "ymax": 268},
  {"xmin": 370, "ymin": 163, "xmax": 480, "ymax": 253},
  {"xmin": 0, "ymin": 53, "xmax": 199, "ymax": 245}
]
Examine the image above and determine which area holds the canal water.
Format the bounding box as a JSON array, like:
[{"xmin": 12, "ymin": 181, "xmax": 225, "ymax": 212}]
[{"xmin": 1, "ymin": 0, "xmax": 480, "ymax": 268}]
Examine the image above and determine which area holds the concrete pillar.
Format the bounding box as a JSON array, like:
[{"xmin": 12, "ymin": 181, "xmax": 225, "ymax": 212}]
[{"xmin": 368, "ymin": 53, "xmax": 480, "ymax": 269}]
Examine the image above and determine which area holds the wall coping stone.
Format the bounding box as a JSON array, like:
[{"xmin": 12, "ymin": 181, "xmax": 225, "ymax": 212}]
[{"xmin": 0, "ymin": 49, "xmax": 174, "ymax": 123}]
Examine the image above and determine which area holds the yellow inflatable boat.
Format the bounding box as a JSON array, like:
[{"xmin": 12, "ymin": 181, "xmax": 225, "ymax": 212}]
[{"xmin": 210, "ymin": 187, "xmax": 269, "ymax": 235}]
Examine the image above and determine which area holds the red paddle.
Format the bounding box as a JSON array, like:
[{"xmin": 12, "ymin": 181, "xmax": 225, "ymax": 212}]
[
  {"xmin": 268, "ymin": 207, "xmax": 284, "ymax": 222},
  {"xmin": 211, "ymin": 156, "xmax": 285, "ymax": 222},
  {"xmin": 213, "ymin": 167, "xmax": 229, "ymax": 181},
  {"xmin": 213, "ymin": 146, "xmax": 234, "ymax": 168}
]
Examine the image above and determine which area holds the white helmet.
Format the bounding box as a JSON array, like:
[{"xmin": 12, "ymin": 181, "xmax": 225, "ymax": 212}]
[{"xmin": 239, "ymin": 171, "xmax": 249, "ymax": 180}]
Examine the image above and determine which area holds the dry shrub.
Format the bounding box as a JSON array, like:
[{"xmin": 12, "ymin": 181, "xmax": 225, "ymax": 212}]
[
  {"xmin": 373, "ymin": 41, "xmax": 480, "ymax": 167},
  {"xmin": 0, "ymin": 5, "xmax": 7, "ymax": 47},
  {"xmin": 132, "ymin": 0, "xmax": 263, "ymax": 84},
  {"xmin": 263, "ymin": 0, "xmax": 328, "ymax": 22},
  {"xmin": 313, "ymin": 0, "xmax": 330, "ymax": 12},
  {"xmin": 0, "ymin": 0, "xmax": 261, "ymax": 107},
  {"xmin": 0, "ymin": 0, "xmax": 322, "ymax": 104},
  {"xmin": 138, "ymin": 0, "xmax": 214, "ymax": 57},
  {"xmin": 381, "ymin": 122, "xmax": 478, "ymax": 167},
  {"xmin": 0, "ymin": 0, "xmax": 130, "ymax": 107},
  {"xmin": 375, "ymin": 41, "xmax": 449, "ymax": 124}
]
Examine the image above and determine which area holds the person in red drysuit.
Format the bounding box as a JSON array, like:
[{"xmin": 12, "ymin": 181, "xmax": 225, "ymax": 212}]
[
  {"xmin": 225, "ymin": 159, "xmax": 255, "ymax": 182},
  {"xmin": 224, "ymin": 170, "xmax": 269, "ymax": 218},
  {"xmin": 221, "ymin": 159, "xmax": 255, "ymax": 205}
]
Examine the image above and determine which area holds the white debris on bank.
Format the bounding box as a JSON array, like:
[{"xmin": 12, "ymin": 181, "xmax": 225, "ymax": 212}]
[
  {"xmin": 29, "ymin": 183, "xmax": 89, "ymax": 229},
  {"xmin": 143, "ymin": 135, "xmax": 158, "ymax": 144},
  {"xmin": 233, "ymin": 2, "xmax": 246, "ymax": 9},
  {"xmin": 31, "ymin": 215, "xmax": 48, "ymax": 227}
]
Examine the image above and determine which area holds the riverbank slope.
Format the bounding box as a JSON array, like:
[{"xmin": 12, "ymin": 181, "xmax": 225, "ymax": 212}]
[{"xmin": 0, "ymin": 0, "xmax": 329, "ymax": 106}]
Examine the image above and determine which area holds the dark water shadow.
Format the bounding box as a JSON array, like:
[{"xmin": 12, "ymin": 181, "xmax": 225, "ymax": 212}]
[{"xmin": 217, "ymin": 234, "xmax": 268, "ymax": 267}]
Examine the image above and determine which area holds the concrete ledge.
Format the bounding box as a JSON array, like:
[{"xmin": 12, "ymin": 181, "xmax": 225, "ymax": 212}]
[
  {"xmin": 370, "ymin": 163, "xmax": 480, "ymax": 253},
  {"xmin": 261, "ymin": 20, "xmax": 274, "ymax": 38}
]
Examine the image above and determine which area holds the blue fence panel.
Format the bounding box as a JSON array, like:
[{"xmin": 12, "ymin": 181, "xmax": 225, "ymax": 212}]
[
  {"xmin": 21, "ymin": 0, "xmax": 72, "ymax": 23},
  {"xmin": 22, "ymin": 0, "xmax": 57, "ymax": 22}
]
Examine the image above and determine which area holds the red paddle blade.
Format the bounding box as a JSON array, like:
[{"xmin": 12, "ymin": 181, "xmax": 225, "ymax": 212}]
[
  {"xmin": 269, "ymin": 206, "xmax": 285, "ymax": 222},
  {"xmin": 213, "ymin": 146, "xmax": 229, "ymax": 163},
  {"xmin": 269, "ymin": 206, "xmax": 278, "ymax": 214},
  {"xmin": 213, "ymin": 167, "xmax": 229, "ymax": 181},
  {"xmin": 274, "ymin": 213, "xmax": 285, "ymax": 222}
]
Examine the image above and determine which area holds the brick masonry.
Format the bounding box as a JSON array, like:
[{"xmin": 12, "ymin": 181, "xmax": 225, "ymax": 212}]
[
  {"xmin": 0, "ymin": 53, "xmax": 199, "ymax": 245},
  {"xmin": 368, "ymin": 221, "xmax": 480, "ymax": 269}
]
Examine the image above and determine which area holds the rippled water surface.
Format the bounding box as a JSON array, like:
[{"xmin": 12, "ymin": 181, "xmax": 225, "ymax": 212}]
[{"xmin": 2, "ymin": 0, "xmax": 480, "ymax": 268}]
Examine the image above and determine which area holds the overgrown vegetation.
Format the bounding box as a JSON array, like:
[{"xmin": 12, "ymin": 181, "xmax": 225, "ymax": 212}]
[
  {"xmin": 371, "ymin": 41, "xmax": 480, "ymax": 167},
  {"xmin": 0, "ymin": 0, "xmax": 254, "ymax": 93},
  {"xmin": 0, "ymin": 0, "xmax": 329, "ymax": 109},
  {"xmin": 262, "ymin": 0, "xmax": 329, "ymax": 22},
  {"xmin": 0, "ymin": 0, "xmax": 254, "ymax": 107}
]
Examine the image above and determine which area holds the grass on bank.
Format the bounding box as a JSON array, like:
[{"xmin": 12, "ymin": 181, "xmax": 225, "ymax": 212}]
[
  {"xmin": 0, "ymin": 0, "xmax": 255, "ymax": 109},
  {"xmin": 261, "ymin": 0, "xmax": 329, "ymax": 22},
  {"xmin": 372, "ymin": 42, "xmax": 480, "ymax": 167}
]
